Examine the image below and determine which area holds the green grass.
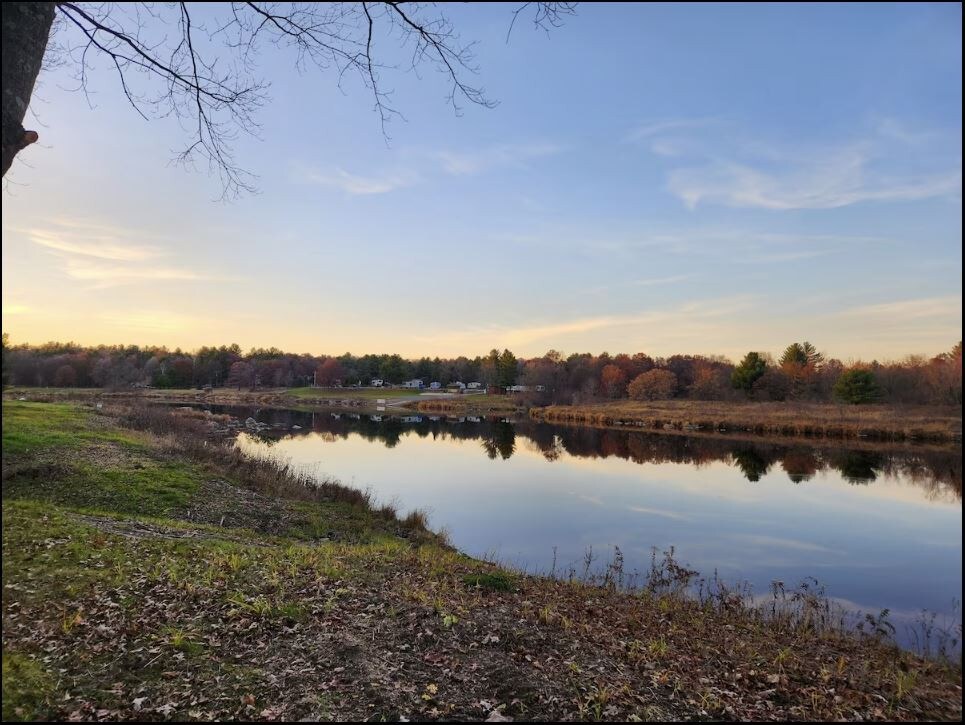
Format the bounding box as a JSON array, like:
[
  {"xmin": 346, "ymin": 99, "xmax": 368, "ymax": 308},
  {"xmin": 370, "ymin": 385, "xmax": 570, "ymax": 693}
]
[
  {"xmin": 462, "ymin": 572, "xmax": 516, "ymax": 592},
  {"xmin": 2, "ymin": 402, "xmax": 202, "ymax": 516},
  {"xmin": 285, "ymin": 500, "xmax": 396, "ymax": 542},
  {"xmin": 2, "ymin": 652, "xmax": 55, "ymax": 722},
  {"xmin": 2, "ymin": 401, "xmax": 143, "ymax": 456},
  {"xmin": 3, "ymin": 456, "xmax": 202, "ymax": 518}
]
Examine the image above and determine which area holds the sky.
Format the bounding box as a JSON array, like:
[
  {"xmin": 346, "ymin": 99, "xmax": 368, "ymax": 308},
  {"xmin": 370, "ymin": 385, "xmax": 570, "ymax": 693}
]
[{"xmin": 2, "ymin": 2, "xmax": 962, "ymax": 362}]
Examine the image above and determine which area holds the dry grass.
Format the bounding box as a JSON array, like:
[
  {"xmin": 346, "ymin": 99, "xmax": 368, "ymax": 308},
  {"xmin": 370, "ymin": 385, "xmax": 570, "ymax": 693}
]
[
  {"xmin": 113, "ymin": 403, "xmax": 436, "ymax": 539},
  {"xmin": 532, "ymin": 400, "xmax": 963, "ymax": 444},
  {"xmin": 415, "ymin": 396, "xmax": 523, "ymax": 416}
]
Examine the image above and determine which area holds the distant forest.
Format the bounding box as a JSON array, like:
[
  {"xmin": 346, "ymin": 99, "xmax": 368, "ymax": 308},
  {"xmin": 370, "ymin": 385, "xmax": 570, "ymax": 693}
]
[{"xmin": 2, "ymin": 335, "xmax": 961, "ymax": 406}]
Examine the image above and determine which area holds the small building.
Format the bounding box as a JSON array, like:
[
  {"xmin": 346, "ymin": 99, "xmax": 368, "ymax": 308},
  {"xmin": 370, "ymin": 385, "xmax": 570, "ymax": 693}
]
[
  {"xmin": 507, "ymin": 385, "xmax": 530, "ymax": 393},
  {"xmin": 402, "ymin": 379, "xmax": 424, "ymax": 389},
  {"xmin": 429, "ymin": 381, "xmax": 442, "ymax": 390},
  {"xmin": 370, "ymin": 379, "xmax": 384, "ymax": 387},
  {"xmin": 448, "ymin": 381, "xmax": 467, "ymax": 390},
  {"xmin": 467, "ymin": 381, "xmax": 483, "ymax": 390}
]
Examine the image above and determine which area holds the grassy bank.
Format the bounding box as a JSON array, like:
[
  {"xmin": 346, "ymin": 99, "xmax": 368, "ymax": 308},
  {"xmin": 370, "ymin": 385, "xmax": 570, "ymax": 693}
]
[
  {"xmin": 531, "ymin": 400, "xmax": 963, "ymax": 444},
  {"xmin": 285, "ymin": 387, "xmax": 422, "ymax": 400},
  {"xmin": 2, "ymin": 402, "xmax": 961, "ymax": 721},
  {"xmin": 6, "ymin": 386, "xmax": 443, "ymax": 411}
]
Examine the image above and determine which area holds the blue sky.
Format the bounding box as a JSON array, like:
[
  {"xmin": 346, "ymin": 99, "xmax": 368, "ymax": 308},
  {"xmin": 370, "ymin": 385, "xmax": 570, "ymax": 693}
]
[{"xmin": 2, "ymin": 2, "xmax": 961, "ymax": 360}]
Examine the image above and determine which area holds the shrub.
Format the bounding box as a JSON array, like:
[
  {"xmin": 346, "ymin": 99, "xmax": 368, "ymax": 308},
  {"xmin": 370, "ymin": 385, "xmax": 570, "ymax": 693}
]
[
  {"xmin": 753, "ymin": 368, "xmax": 792, "ymax": 401},
  {"xmin": 628, "ymin": 370, "xmax": 678, "ymax": 401}
]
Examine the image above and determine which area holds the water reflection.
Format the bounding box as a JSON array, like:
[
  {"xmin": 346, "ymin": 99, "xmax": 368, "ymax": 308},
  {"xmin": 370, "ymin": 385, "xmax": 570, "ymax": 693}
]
[
  {"xmin": 226, "ymin": 406, "xmax": 962, "ymax": 646},
  {"xmin": 226, "ymin": 407, "xmax": 961, "ymax": 497}
]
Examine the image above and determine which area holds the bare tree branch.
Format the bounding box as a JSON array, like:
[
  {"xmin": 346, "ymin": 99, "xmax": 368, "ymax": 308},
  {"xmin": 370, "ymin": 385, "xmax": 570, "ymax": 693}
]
[{"xmin": 39, "ymin": 2, "xmax": 576, "ymax": 198}]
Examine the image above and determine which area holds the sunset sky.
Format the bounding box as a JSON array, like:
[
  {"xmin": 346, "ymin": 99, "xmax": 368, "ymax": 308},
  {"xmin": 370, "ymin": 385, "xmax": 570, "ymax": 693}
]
[{"xmin": 2, "ymin": 2, "xmax": 961, "ymax": 361}]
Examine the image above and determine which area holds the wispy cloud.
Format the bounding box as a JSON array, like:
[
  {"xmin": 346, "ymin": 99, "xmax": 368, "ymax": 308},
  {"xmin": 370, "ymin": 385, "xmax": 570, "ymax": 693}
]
[
  {"xmin": 669, "ymin": 155, "xmax": 962, "ymax": 210},
  {"xmin": 412, "ymin": 295, "xmax": 757, "ymax": 353},
  {"xmin": 838, "ymin": 295, "xmax": 962, "ymax": 322},
  {"xmin": 812, "ymin": 295, "xmax": 963, "ymax": 353},
  {"xmin": 630, "ymin": 274, "xmax": 695, "ymax": 287},
  {"xmin": 291, "ymin": 141, "xmax": 562, "ymax": 193},
  {"xmin": 625, "ymin": 117, "xmax": 720, "ymax": 143},
  {"xmin": 497, "ymin": 226, "xmax": 891, "ymax": 261},
  {"xmin": 26, "ymin": 230, "xmax": 160, "ymax": 261},
  {"xmin": 632, "ymin": 119, "xmax": 962, "ymax": 210},
  {"xmin": 17, "ymin": 218, "xmax": 163, "ymax": 261},
  {"xmin": 434, "ymin": 142, "xmax": 563, "ymax": 175},
  {"xmin": 571, "ymin": 492, "xmax": 604, "ymax": 507},
  {"xmin": 295, "ymin": 165, "xmax": 418, "ymax": 194},
  {"xmin": 583, "ymin": 273, "xmax": 695, "ymax": 296},
  {"xmin": 63, "ymin": 261, "xmax": 214, "ymax": 289},
  {"xmin": 873, "ymin": 116, "xmax": 941, "ymax": 147},
  {"xmin": 628, "ymin": 505, "xmax": 690, "ymax": 521},
  {"xmin": 730, "ymin": 534, "xmax": 832, "ymax": 554},
  {"xmin": 22, "ymin": 219, "xmax": 228, "ymax": 289},
  {"xmin": 747, "ymin": 249, "xmax": 832, "ymax": 264}
]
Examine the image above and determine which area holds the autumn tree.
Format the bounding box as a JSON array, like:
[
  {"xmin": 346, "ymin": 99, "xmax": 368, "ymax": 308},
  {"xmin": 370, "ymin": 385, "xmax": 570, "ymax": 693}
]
[
  {"xmin": 925, "ymin": 341, "xmax": 963, "ymax": 405},
  {"xmin": 600, "ymin": 364, "xmax": 628, "ymax": 398},
  {"xmin": 520, "ymin": 353, "xmax": 562, "ymax": 398},
  {"xmin": 53, "ymin": 363, "xmax": 77, "ymax": 387},
  {"xmin": 315, "ymin": 358, "xmax": 345, "ymax": 387},
  {"xmin": 226, "ymin": 360, "xmax": 256, "ymax": 390},
  {"xmin": 3, "ymin": 2, "xmax": 576, "ymax": 194},
  {"xmin": 752, "ymin": 368, "xmax": 792, "ymax": 401},
  {"xmin": 731, "ymin": 352, "xmax": 768, "ymax": 395},
  {"xmin": 689, "ymin": 361, "xmax": 730, "ymax": 400},
  {"xmin": 628, "ymin": 369, "xmax": 677, "ymax": 401}
]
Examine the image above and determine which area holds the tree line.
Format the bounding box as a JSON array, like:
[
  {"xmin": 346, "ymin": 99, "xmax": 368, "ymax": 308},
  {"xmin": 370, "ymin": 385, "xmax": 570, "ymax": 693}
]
[{"xmin": 1, "ymin": 335, "xmax": 960, "ymax": 406}]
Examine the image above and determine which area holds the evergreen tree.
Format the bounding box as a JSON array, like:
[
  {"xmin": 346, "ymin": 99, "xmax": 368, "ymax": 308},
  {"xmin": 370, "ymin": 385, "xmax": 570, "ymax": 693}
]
[
  {"xmin": 498, "ymin": 349, "xmax": 518, "ymax": 387},
  {"xmin": 833, "ymin": 369, "xmax": 881, "ymax": 404},
  {"xmin": 731, "ymin": 352, "xmax": 768, "ymax": 393}
]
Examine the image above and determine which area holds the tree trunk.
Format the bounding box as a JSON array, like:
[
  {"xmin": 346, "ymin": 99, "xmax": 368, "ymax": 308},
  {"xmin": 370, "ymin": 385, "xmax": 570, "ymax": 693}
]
[{"xmin": 2, "ymin": 2, "xmax": 56, "ymax": 177}]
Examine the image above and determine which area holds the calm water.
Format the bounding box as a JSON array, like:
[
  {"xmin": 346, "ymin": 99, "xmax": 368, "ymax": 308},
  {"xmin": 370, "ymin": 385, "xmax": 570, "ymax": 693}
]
[{"xmin": 228, "ymin": 407, "xmax": 962, "ymax": 642}]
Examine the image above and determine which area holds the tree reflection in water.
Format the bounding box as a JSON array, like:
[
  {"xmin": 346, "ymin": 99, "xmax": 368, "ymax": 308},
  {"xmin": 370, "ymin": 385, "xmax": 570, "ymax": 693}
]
[{"xmin": 214, "ymin": 406, "xmax": 961, "ymax": 498}]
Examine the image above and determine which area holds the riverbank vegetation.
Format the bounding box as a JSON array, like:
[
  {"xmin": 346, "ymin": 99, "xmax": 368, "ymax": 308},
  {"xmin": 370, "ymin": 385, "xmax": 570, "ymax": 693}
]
[
  {"xmin": 3, "ymin": 337, "xmax": 961, "ymax": 409},
  {"xmin": 415, "ymin": 396, "xmax": 524, "ymax": 416},
  {"xmin": 3, "ymin": 401, "xmax": 962, "ymax": 721},
  {"xmin": 530, "ymin": 399, "xmax": 963, "ymax": 444}
]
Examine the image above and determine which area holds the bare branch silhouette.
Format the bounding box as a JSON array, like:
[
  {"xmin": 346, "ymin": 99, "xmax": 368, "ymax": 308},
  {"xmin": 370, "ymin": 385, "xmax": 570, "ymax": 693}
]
[{"xmin": 3, "ymin": 2, "xmax": 577, "ymax": 197}]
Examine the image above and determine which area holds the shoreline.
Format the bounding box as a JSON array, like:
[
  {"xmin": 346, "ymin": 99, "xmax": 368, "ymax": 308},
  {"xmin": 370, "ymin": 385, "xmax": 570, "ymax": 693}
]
[
  {"xmin": 2, "ymin": 401, "xmax": 962, "ymax": 721},
  {"xmin": 5, "ymin": 387, "xmax": 961, "ymax": 447},
  {"xmin": 530, "ymin": 400, "xmax": 963, "ymax": 445}
]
